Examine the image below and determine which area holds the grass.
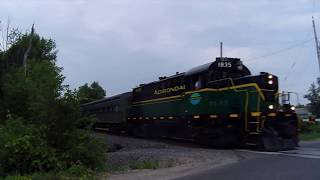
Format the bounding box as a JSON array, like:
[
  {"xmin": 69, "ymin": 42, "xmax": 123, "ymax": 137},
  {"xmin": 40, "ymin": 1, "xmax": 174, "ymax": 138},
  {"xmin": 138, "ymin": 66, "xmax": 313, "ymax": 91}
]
[
  {"xmin": 129, "ymin": 160, "xmax": 161, "ymax": 170},
  {"xmin": 300, "ymin": 122, "xmax": 320, "ymax": 141},
  {"xmin": 300, "ymin": 131, "xmax": 320, "ymax": 141},
  {"xmin": 1, "ymin": 164, "xmax": 97, "ymax": 180},
  {"xmin": 2, "ymin": 173, "xmax": 97, "ymax": 180}
]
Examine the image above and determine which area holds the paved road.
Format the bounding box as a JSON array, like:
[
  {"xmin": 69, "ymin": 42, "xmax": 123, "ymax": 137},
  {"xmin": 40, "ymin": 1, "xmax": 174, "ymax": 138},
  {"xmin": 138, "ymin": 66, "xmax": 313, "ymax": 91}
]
[{"xmin": 175, "ymin": 141, "xmax": 320, "ymax": 180}]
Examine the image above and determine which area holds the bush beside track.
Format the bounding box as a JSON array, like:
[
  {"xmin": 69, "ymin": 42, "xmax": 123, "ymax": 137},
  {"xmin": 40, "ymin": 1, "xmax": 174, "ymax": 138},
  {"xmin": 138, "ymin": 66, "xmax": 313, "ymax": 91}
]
[{"xmin": 300, "ymin": 121, "xmax": 320, "ymax": 141}]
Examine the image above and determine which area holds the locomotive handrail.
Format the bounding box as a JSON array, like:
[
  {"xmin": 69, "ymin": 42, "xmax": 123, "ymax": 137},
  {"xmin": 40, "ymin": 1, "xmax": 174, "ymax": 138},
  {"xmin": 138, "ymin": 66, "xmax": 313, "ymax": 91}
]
[
  {"xmin": 207, "ymin": 78, "xmax": 236, "ymax": 87},
  {"xmin": 209, "ymin": 78, "xmax": 255, "ymax": 131},
  {"xmin": 221, "ymin": 78, "xmax": 265, "ymax": 131},
  {"xmin": 208, "ymin": 78, "xmax": 265, "ymax": 94},
  {"xmin": 276, "ymin": 91, "xmax": 300, "ymax": 105},
  {"xmin": 260, "ymin": 89, "xmax": 277, "ymax": 92}
]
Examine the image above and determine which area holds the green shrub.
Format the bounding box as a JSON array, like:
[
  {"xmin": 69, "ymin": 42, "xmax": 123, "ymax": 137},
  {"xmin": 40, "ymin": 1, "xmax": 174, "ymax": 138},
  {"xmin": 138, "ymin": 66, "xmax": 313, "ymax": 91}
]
[
  {"xmin": 0, "ymin": 116, "xmax": 106, "ymax": 176},
  {"xmin": 4, "ymin": 165, "xmax": 95, "ymax": 180},
  {"xmin": 0, "ymin": 116, "xmax": 59, "ymax": 175},
  {"xmin": 300, "ymin": 122, "xmax": 320, "ymax": 133},
  {"xmin": 300, "ymin": 122, "xmax": 320, "ymax": 141},
  {"xmin": 31, "ymin": 173, "xmax": 60, "ymax": 180},
  {"xmin": 59, "ymin": 130, "xmax": 106, "ymax": 172},
  {"xmin": 0, "ymin": 29, "xmax": 106, "ymax": 178},
  {"xmin": 62, "ymin": 164, "xmax": 94, "ymax": 179},
  {"xmin": 2, "ymin": 175, "xmax": 32, "ymax": 180},
  {"xmin": 300, "ymin": 122, "xmax": 312, "ymax": 133}
]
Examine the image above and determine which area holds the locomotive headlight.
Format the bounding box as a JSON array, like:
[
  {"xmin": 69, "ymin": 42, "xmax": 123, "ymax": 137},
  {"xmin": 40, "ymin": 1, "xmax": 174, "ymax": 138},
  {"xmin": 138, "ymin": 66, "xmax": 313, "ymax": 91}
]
[
  {"xmin": 268, "ymin": 80, "xmax": 273, "ymax": 85},
  {"xmin": 290, "ymin": 106, "xmax": 295, "ymax": 111},
  {"xmin": 268, "ymin": 105, "xmax": 274, "ymax": 110},
  {"xmin": 268, "ymin": 75, "xmax": 273, "ymax": 79}
]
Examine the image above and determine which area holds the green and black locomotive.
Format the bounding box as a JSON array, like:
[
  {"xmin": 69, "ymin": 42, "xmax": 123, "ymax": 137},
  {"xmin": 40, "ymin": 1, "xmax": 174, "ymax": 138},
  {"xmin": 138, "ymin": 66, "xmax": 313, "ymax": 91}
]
[{"xmin": 82, "ymin": 57, "xmax": 299, "ymax": 151}]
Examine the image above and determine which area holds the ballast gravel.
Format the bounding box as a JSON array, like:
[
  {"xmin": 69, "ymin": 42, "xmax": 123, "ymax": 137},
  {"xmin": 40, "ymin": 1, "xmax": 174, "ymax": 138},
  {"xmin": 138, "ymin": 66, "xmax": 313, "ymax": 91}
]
[{"xmin": 93, "ymin": 132, "xmax": 248, "ymax": 180}]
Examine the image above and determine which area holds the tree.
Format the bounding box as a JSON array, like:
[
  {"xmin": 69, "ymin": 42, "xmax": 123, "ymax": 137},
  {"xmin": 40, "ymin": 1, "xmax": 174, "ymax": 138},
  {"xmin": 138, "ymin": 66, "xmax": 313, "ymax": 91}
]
[
  {"xmin": 304, "ymin": 80, "xmax": 320, "ymax": 117},
  {"xmin": 0, "ymin": 24, "xmax": 105, "ymax": 176},
  {"xmin": 0, "ymin": 28, "xmax": 58, "ymax": 120},
  {"xmin": 0, "ymin": 19, "xmax": 21, "ymax": 53},
  {"xmin": 78, "ymin": 82, "xmax": 106, "ymax": 104},
  {"xmin": 0, "ymin": 20, "xmax": 22, "ymax": 118}
]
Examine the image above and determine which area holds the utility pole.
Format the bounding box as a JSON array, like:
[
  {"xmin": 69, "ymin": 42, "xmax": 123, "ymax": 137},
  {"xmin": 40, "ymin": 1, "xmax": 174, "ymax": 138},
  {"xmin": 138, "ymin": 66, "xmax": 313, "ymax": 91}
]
[
  {"xmin": 312, "ymin": 16, "xmax": 320, "ymax": 73},
  {"xmin": 220, "ymin": 42, "xmax": 223, "ymax": 60}
]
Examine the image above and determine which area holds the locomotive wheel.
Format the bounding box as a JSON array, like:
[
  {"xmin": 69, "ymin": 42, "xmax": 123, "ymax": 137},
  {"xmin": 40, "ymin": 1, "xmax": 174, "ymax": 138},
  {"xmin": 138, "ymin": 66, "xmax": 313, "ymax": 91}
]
[
  {"xmin": 262, "ymin": 126, "xmax": 297, "ymax": 151},
  {"xmin": 132, "ymin": 123, "xmax": 157, "ymax": 138},
  {"xmin": 193, "ymin": 128, "xmax": 241, "ymax": 148}
]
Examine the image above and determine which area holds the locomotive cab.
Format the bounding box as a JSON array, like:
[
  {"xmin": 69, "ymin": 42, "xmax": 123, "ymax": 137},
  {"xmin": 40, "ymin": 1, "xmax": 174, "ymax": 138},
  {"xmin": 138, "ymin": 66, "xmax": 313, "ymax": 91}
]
[
  {"xmin": 210, "ymin": 57, "xmax": 251, "ymax": 81},
  {"xmin": 185, "ymin": 57, "xmax": 251, "ymax": 90},
  {"xmin": 184, "ymin": 57, "xmax": 299, "ymax": 150}
]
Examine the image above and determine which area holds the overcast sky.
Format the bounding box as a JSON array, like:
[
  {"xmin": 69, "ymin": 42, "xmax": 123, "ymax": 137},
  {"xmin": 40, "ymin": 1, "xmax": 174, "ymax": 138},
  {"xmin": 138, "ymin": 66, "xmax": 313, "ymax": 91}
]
[{"xmin": 1, "ymin": 0, "xmax": 319, "ymax": 104}]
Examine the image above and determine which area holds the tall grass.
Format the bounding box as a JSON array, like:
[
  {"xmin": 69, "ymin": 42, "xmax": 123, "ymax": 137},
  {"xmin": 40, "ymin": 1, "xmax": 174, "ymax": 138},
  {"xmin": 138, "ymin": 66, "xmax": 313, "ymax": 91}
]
[{"xmin": 300, "ymin": 122, "xmax": 320, "ymax": 141}]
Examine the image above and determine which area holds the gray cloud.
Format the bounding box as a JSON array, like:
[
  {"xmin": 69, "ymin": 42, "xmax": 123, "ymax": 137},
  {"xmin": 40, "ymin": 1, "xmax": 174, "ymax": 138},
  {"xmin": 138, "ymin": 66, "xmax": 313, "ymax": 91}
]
[{"xmin": 0, "ymin": 0, "xmax": 319, "ymax": 104}]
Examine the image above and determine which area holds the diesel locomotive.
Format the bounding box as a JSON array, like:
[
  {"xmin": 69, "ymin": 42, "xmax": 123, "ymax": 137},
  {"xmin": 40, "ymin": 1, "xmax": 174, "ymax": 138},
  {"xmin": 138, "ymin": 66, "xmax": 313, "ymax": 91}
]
[{"xmin": 82, "ymin": 57, "xmax": 299, "ymax": 151}]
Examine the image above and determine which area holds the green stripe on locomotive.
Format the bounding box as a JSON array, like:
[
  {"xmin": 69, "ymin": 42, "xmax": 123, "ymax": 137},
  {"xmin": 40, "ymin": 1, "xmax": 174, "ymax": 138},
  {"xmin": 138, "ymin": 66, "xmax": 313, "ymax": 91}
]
[{"xmin": 129, "ymin": 84, "xmax": 269, "ymax": 118}]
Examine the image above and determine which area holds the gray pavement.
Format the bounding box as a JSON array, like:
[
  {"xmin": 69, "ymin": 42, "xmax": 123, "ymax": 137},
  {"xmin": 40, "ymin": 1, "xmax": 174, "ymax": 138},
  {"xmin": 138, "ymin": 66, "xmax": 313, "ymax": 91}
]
[{"xmin": 175, "ymin": 141, "xmax": 320, "ymax": 180}]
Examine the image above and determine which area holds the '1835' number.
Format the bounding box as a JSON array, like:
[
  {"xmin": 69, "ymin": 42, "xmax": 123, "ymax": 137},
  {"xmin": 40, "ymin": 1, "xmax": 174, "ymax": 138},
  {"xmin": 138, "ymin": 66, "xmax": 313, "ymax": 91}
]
[{"xmin": 218, "ymin": 62, "xmax": 232, "ymax": 68}]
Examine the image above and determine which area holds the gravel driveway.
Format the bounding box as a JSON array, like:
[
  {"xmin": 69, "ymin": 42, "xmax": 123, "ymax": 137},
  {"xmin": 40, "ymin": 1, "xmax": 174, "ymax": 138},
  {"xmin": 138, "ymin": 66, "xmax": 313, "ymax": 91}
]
[{"xmin": 95, "ymin": 132, "xmax": 243, "ymax": 180}]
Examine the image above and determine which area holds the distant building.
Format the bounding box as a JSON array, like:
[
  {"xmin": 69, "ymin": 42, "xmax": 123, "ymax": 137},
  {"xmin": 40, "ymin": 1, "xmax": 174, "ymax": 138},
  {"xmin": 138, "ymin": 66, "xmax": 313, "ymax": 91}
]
[{"xmin": 295, "ymin": 108, "xmax": 312, "ymax": 120}]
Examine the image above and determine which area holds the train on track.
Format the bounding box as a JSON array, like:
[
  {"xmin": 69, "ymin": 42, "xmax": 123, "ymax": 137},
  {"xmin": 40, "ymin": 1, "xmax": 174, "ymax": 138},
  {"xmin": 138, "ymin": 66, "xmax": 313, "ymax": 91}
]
[{"xmin": 82, "ymin": 57, "xmax": 299, "ymax": 151}]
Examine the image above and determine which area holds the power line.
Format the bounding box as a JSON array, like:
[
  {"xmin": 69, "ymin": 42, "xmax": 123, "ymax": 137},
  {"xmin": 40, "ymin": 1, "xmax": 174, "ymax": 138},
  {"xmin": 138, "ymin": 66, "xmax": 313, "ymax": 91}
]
[
  {"xmin": 313, "ymin": 0, "xmax": 316, "ymax": 16},
  {"xmin": 284, "ymin": 61, "xmax": 296, "ymax": 81},
  {"xmin": 246, "ymin": 38, "xmax": 313, "ymax": 62}
]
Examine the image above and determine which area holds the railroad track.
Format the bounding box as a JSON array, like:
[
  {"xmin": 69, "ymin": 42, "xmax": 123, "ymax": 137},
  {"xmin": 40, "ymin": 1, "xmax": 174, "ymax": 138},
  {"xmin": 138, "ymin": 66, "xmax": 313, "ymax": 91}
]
[{"xmin": 93, "ymin": 128, "xmax": 206, "ymax": 149}]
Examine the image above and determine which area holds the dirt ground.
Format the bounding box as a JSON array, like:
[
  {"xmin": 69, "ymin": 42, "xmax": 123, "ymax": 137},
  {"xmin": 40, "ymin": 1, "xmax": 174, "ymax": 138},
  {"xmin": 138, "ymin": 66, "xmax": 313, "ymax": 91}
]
[{"xmin": 94, "ymin": 133, "xmax": 249, "ymax": 180}]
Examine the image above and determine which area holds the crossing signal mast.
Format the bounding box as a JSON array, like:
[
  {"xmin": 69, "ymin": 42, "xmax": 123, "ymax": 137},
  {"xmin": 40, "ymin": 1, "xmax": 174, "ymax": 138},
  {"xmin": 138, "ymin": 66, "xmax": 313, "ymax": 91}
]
[{"xmin": 312, "ymin": 17, "xmax": 320, "ymax": 75}]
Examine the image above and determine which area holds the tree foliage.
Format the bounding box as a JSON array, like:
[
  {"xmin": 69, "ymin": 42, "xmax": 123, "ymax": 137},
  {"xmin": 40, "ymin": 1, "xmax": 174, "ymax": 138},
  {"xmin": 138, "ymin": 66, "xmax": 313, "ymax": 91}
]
[
  {"xmin": 0, "ymin": 31, "xmax": 57, "ymax": 73},
  {"xmin": 78, "ymin": 82, "xmax": 106, "ymax": 104},
  {"xmin": 304, "ymin": 80, "xmax": 320, "ymax": 117},
  {"xmin": 0, "ymin": 30, "xmax": 59, "ymax": 119},
  {"xmin": 0, "ymin": 25, "xmax": 106, "ymax": 176}
]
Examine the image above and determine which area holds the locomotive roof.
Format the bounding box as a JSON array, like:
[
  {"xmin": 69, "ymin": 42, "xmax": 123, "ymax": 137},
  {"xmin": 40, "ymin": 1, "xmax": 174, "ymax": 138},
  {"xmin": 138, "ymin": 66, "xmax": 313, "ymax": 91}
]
[
  {"xmin": 136, "ymin": 72, "xmax": 185, "ymax": 88},
  {"xmin": 135, "ymin": 57, "xmax": 249, "ymax": 88},
  {"xmin": 185, "ymin": 62, "xmax": 212, "ymax": 76},
  {"xmin": 185, "ymin": 57, "xmax": 243, "ymax": 76},
  {"xmin": 81, "ymin": 92, "xmax": 131, "ymax": 106}
]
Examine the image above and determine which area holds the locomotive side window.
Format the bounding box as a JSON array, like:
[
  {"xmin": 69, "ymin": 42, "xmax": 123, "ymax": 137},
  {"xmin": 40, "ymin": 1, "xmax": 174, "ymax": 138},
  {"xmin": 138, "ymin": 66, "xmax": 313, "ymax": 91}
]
[
  {"xmin": 195, "ymin": 79, "xmax": 201, "ymax": 89},
  {"xmin": 161, "ymin": 83, "xmax": 165, "ymax": 89},
  {"xmin": 191, "ymin": 76, "xmax": 202, "ymax": 90},
  {"xmin": 115, "ymin": 105, "xmax": 119, "ymax": 112},
  {"xmin": 166, "ymin": 81, "xmax": 170, "ymax": 88},
  {"xmin": 177, "ymin": 78, "xmax": 181, "ymax": 85}
]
